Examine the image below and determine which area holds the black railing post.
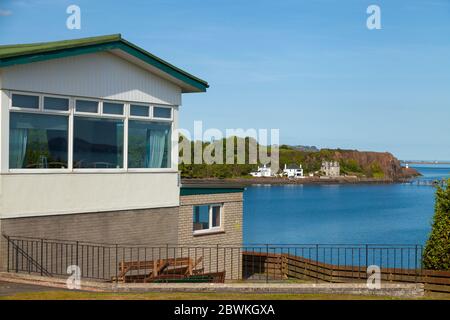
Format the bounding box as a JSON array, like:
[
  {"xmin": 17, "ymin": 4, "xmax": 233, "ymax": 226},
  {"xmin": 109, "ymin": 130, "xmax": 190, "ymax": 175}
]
[
  {"xmin": 76, "ymin": 241, "xmax": 79, "ymax": 270},
  {"xmin": 365, "ymin": 244, "xmax": 369, "ymax": 270},
  {"xmin": 115, "ymin": 244, "xmax": 118, "ymax": 283},
  {"xmin": 40, "ymin": 239, "xmax": 43, "ymax": 276},
  {"xmin": 266, "ymin": 244, "xmax": 269, "ymax": 284},
  {"xmin": 420, "ymin": 245, "xmax": 424, "ymax": 272},
  {"xmin": 15, "ymin": 241, "xmax": 19, "ymax": 273},
  {"xmin": 415, "ymin": 245, "xmax": 418, "ymax": 282},
  {"xmin": 6, "ymin": 236, "xmax": 10, "ymax": 273},
  {"xmin": 316, "ymin": 244, "xmax": 319, "ymax": 284},
  {"xmin": 166, "ymin": 244, "xmax": 169, "ymax": 260}
]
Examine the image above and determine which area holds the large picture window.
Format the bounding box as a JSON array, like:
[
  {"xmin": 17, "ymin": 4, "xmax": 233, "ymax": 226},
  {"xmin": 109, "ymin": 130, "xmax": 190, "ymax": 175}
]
[
  {"xmin": 73, "ymin": 117, "xmax": 124, "ymax": 168},
  {"xmin": 9, "ymin": 112, "xmax": 68, "ymax": 169},
  {"xmin": 8, "ymin": 92, "xmax": 174, "ymax": 171},
  {"xmin": 128, "ymin": 121, "xmax": 171, "ymax": 168}
]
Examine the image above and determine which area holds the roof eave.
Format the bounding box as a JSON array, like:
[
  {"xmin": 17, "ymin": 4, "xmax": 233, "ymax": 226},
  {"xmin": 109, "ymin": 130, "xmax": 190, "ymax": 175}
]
[{"xmin": 0, "ymin": 36, "xmax": 208, "ymax": 93}]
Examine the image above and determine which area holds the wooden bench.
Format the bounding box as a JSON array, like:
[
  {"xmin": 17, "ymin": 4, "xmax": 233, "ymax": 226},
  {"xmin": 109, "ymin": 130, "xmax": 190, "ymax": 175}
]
[{"xmin": 112, "ymin": 256, "xmax": 204, "ymax": 283}]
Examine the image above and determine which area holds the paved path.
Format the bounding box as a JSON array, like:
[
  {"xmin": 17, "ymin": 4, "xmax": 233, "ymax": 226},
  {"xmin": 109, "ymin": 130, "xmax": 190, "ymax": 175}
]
[
  {"xmin": 0, "ymin": 280, "xmax": 66, "ymax": 297},
  {"xmin": 0, "ymin": 273, "xmax": 425, "ymax": 298}
]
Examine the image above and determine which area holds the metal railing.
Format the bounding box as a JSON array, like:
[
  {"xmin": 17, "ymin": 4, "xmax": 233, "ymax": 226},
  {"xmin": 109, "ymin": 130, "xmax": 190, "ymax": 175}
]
[{"xmin": 3, "ymin": 235, "xmax": 424, "ymax": 283}]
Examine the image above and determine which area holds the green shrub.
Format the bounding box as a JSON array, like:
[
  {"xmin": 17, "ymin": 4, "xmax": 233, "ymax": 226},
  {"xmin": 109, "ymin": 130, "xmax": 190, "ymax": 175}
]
[
  {"xmin": 422, "ymin": 179, "xmax": 450, "ymax": 270},
  {"xmin": 340, "ymin": 159, "xmax": 363, "ymax": 175},
  {"xmin": 370, "ymin": 163, "xmax": 385, "ymax": 178}
]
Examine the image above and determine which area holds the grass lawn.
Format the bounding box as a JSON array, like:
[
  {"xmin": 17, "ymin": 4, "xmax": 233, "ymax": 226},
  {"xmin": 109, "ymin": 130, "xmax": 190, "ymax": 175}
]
[{"xmin": 1, "ymin": 291, "xmax": 449, "ymax": 300}]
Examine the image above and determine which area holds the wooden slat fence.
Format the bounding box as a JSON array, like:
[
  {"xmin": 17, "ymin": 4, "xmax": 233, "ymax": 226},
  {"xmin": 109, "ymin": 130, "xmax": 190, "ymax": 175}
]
[{"xmin": 242, "ymin": 251, "xmax": 450, "ymax": 293}]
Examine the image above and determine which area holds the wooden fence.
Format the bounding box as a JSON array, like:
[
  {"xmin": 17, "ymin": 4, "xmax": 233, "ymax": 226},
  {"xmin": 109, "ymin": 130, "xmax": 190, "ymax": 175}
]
[{"xmin": 242, "ymin": 251, "xmax": 450, "ymax": 293}]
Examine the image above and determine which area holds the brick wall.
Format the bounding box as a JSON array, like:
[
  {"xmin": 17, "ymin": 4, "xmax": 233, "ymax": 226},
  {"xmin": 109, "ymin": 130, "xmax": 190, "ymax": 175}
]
[
  {"xmin": 0, "ymin": 207, "xmax": 179, "ymax": 271},
  {"xmin": 178, "ymin": 192, "xmax": 243, "ymax": 280},
  {"xmin": 0, "ymin": 191, "xmax": 244, "ymax": 281}
]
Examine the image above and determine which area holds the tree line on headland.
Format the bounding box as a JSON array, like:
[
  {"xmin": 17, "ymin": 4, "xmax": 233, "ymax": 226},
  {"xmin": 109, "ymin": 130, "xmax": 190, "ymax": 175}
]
[{"xmin": 179, "ymin": 136, "xmax": 419, "ymax": 180}]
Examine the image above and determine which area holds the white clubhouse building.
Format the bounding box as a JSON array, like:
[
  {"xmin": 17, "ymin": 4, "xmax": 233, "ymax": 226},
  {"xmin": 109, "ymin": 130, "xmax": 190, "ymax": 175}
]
[{"xmin": 0, "ymin": 35, "xmax": 243, "ymax": 275}]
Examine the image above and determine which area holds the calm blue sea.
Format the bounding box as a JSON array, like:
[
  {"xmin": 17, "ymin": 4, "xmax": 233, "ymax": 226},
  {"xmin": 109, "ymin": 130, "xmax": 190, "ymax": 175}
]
[{"xmin": 243, "ymin": 165, "xmax": 450, "ymax": 245}]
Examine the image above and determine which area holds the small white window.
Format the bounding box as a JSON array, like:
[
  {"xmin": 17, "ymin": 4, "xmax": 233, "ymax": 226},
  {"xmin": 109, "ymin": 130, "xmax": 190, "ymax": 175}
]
[
  {"xmin": 193, "ymin": 204, "xmax": 223, "ymax": 234},
  {"xmin": 103, "ymin": 102, "xmax": 124, "ymax": 115},
  {"xmin": 76, "ymin": 100, "xmax": 98, "ymax": 113},
  {"xmin": 130, "ymin": 104, "xmax": 149, "ymax": 117},
  {"xmin": 12, "ymin": 94, "xmax": 39, "ymax": 109},
  {"xmin": 153, "ymin": 106, "xmax": 172, "ymax": 119},
  {"xmin": 44, "ymin": 97, "xmax": 69, "ymax": 111}
]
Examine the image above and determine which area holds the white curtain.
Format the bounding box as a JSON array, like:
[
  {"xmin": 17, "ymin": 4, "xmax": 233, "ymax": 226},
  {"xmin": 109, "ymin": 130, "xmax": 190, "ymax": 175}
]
[
  {"xmin": 10, "ymin": 128, "xmax": 28, "ymax": 168},
  {"xmin": 145, "ymin": 129, "xmax": 167, "ymax": 168}
]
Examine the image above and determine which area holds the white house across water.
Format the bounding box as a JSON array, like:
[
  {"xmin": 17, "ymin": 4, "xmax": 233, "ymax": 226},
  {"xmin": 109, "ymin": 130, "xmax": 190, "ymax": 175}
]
[
  {"xmin": 283, "ymin": 164, "xmax": 304, "ymax": 179},
  {"xmin": 249, "ymin": 164, "xmax": 273, "ymax": 177}
]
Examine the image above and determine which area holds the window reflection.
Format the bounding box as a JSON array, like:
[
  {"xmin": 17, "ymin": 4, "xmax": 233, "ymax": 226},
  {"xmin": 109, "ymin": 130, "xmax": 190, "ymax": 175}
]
[
  {"xmin": 128, "ymin": 121, "xmax": 170, "ymax": 168},
  {"xmin": 9, "ymin": 112, "xmax": 68, "ymax": 168},
  {"xmin": 73, "ymin": 117, "xmax": 124, "ymax": 168}
]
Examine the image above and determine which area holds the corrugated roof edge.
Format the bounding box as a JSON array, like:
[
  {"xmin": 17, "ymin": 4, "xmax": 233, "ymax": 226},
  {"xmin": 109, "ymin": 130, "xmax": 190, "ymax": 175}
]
[
  {"xmin": 0, "ymin": 34, "xmax": 122, "ymax": 58},
  {"xmin": 0, "ymin": 34, "xmax": 209, "ymax": 92}
]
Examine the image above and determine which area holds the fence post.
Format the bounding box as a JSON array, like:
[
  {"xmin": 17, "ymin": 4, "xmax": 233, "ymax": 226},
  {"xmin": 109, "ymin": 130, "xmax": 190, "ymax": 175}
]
[
  {"xmin": 414, "ymin": 245, "xmax": 418, "ymax": 282},
  {"xmin": 316, "ymin": 244, "xmax": 319, "ymax": 284},
  {"xmin": 15, "ymin": 243, "xmax": 19, "ymax": 273},
  {"xmin": 75, "ymin": 241, "xmax": 79, "ymax": 270},
  {"xmin": 216, "ymin": 244, "xmax": 219, "ymax": 274},
  {"xmin": 6, "ymin": 236, "xmax": 10, "ymax": 273},
  {"xmin": 115, "ymin": 244, "xmax": 118, "ymax": 283},
  {"xmin": 420, "ymin": 245, "xmax": 424, "ymax": 274},
  {"xmin": 365, "ymin": 244, "xmax": 369, "ymax": 271},
  {"xmin": 166, "ymin": 244, "xmax": 169, "ymax": 260},
  {"xmin": 40, "ymin": 239, "xmax": 43, "ymax": 276},
  {"xmin": 266, "ymin": 244, "xmax": 269, "ymax": 284}
]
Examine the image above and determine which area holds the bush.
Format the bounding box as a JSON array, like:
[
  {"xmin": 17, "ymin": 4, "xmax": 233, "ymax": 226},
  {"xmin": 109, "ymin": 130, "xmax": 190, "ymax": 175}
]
[
  {"xmin": 422, "ymin": 179, "xmax": 450, "ymax": 270},
  {"xmin": 369, "ymin": 163, "xmax": 385, "ymax": 179},
  {"xmin": 340, "ymin": 159, "xmax": 363, "ymax": 175}
]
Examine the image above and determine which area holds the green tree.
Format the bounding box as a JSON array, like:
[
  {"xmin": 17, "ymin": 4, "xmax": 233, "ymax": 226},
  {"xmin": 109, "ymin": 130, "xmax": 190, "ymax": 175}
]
[
  {"xmin": 422, "ymin": 179, "xmax": 450, "ymax": 270},
  {"xmin": 339, "ymin": 159, "xmax": 363, "ymax": 176}
]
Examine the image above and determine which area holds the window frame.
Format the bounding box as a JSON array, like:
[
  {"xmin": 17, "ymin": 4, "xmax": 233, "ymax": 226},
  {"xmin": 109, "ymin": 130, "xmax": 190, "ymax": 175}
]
[
  {"xmin": 101, "ymin": 101, "xmax": 125, "ymax": 117},
  {"xmin": 74, "ymin": 98, "xmax": 100, "ymax": 116},
  {"xmin": 8, "ymin": 92, "xmax": 71, "ymax": 173},
  {"xmin": 9, "ymin": 112, "xmax": 70, "ymax": 171},
  {"xmin": 7, "ymin": 90, "xmax": 176, "ymax": 174},
  {"xmin": 129, "ymin": 103, "xmax": 151, "ymax": 119},
  {"xmin": 72, "ymin": 115, "xmax": 126, "ymax": 172},
  {"xmin": 152, "ymin": 105, "xmax": 173, "ymax": 121},
  {"xmin": 127, "ymin": 119, "xmax": 172, "ymax": 172},
  {"xmin": 193, "ymin": 203, "xmax": 224, "ymax": 235},
  {"xmin": 127, "ymin": 104, "xmax": 174, "ymax": 173},
  {"xmin": 43, "ymin": 95, "xmax": 70, "ymax": 113},
  {"xmin": 10, "ymin": 92, "xmax": 41, "ymax": 111}
]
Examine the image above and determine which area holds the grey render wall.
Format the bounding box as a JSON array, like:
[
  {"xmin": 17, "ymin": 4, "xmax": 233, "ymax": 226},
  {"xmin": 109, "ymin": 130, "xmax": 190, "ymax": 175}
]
[{"xmin": 0, "ymin": 207, "xmax": 179, "ymax": 271}]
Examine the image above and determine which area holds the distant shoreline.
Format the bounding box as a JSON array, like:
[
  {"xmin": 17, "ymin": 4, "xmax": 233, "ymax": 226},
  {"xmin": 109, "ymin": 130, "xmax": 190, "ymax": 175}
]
[
  {"xmin": 182, "ymin": 176, "xmax": 415, "ymax": 187},
  {"xmin": 402, "ymin": 161, "xmax": 450, "ymax": 165}
]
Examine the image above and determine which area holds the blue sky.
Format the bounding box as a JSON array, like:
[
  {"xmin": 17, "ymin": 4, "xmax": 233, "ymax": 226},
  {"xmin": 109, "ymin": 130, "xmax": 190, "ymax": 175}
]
[{"xmin": 1, "ymin": 0, "xmax": 449, "ymax": 160}]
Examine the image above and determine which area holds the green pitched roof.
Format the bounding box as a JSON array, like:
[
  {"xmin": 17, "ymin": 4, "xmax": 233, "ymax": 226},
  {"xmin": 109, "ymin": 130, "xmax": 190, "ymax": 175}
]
[{"xmin": 0, "ymin": 34, "xmax": 209, "ymax": 92}]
